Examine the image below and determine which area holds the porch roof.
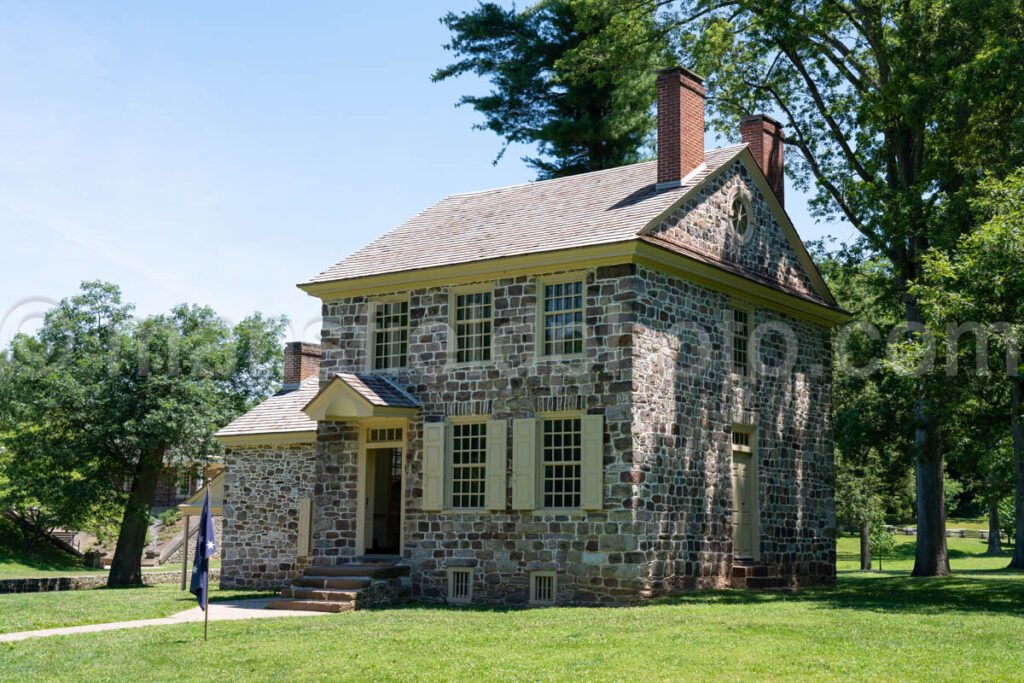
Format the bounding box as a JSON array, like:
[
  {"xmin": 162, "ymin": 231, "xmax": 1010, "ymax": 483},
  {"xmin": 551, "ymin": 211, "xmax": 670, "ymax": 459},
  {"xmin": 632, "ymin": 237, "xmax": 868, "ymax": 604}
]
[{"xmin": 303, "ymin": 373, "xmax": 420, "ymax": 421}]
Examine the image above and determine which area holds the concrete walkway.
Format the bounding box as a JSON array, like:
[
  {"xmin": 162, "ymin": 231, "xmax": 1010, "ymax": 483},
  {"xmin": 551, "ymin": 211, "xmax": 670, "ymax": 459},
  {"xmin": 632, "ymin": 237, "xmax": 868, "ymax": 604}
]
[{"xmin": 0, "ymin": 599, "xmax": 330, "ymax": 643}]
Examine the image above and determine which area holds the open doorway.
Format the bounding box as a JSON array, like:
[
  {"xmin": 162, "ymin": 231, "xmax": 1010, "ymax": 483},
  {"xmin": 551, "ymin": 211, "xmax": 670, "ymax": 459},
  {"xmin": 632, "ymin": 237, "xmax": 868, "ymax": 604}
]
[{"xmin": 364, "ymin": 447, "xmax": 403, "ymax": 554}]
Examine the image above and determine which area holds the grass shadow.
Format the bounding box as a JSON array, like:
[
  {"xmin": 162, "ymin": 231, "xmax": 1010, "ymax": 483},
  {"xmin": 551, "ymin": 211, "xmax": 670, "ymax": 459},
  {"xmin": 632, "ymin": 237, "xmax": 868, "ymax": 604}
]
[{"xmin": 652, "ymin": 572, "xmax": 1024, "ymax": 618}]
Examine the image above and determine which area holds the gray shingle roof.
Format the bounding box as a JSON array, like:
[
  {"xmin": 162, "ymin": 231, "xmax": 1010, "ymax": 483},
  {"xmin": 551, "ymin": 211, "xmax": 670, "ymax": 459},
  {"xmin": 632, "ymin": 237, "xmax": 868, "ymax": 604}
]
[
  {"xmin": 336, "ymin": 373, "xmax": 420, "ymax": 408},
  {"xmin": 304, "ymin": 146, "xmax": 745, "ymax": 285},
  {"xmin": 215, "ymin": 377, "xmax": 319, "ymax": 438}
]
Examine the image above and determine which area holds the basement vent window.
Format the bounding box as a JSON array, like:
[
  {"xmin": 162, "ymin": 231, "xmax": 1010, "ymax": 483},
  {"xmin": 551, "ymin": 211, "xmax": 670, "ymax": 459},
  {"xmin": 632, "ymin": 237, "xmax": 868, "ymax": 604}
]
[
  {"xmin": 448, "ymin": 568, "xmax": 473, "ymax": 604},
  {"xmin": 530, "ymin": 572, "xmax": 556, "ymax": 605}
]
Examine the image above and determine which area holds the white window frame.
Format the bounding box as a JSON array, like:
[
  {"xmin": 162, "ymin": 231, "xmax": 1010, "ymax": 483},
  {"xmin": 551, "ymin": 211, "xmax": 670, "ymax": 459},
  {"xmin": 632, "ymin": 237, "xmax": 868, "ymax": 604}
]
[
  {"xmin": 529, "ymin": 571, "xmax": 557, "ymax": 605},
  {"xmin": 447, "ymin": 567, "xmax": 474, "ymax": 604},
  {"xmin": 729, "ymin": 304, "xmax": 753, "ymax": 378},
  {"xmin": 369, "ymin": 297, "xmax": 410, "ymax": 371},
  {"xmin": 537, "ymin": 413, "xmax": 584, "ymax": 510},
  {"xmin": 450, "ymin": 287, "xmax": 494, "ymax": 365},
  {"xmin": 537, "ymin": 274, "xmax": 587, "ymax": 358},
  {"xmin": 447, "ymin": 417, "xmax": 489, "ymax": 511}
]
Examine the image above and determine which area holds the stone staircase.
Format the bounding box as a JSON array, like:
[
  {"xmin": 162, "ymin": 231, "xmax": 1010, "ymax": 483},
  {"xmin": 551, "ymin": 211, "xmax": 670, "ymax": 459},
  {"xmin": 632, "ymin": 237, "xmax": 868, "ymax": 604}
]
[
  {"xmin": 267, "ymin": 556, "xmax": 411, "ymax": 613},
  {"xmin": 730, "ymin": 561, "xmax": 789, "ymax": 590}
]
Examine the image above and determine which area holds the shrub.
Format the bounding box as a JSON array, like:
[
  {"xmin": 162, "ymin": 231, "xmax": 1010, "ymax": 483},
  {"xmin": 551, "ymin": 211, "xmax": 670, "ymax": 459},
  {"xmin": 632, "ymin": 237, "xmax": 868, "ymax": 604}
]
[
  {"xmin": 157, "ymin": 509, "xmax": 180, "ymax": 527},
  {"xmin": 999, "ymin": 497, "xmax": 1017, "ymax": 538}
]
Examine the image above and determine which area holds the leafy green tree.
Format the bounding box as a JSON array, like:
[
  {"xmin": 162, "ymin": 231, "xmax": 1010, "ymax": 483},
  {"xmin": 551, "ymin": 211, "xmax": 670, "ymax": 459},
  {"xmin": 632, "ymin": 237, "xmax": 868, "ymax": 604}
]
[
  {"xmin": 813, "ymin": 243, "xmax": 916, "ymax": 565},
  {"xmin": 915, "ymin": 169, "xmax": 1024, "ymax": 569},
  {"xmin": 869, "ymin": 514, "xmax": 896, "ymax": 571},
  {"xmin": 569, "ymin": 0, "xmax": 1024, "ymax": 576},
  {"xmin": 2, "ymin": 282, "xmax": 286, "ymax": 585},
  {"xmin": 835, "ymin": 453, "xmax": 884, "ymax": 570},
  {"xmin": 433, "ymin": 0, "xmax": 669, "ymax": 178}
]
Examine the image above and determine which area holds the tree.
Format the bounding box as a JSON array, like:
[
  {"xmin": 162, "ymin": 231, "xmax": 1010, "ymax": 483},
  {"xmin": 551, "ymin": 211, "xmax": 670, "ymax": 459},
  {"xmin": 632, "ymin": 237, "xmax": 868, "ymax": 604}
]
[
  {"xmin": 566, "ymin": 0, "xmax": 1024, "ymax": 575},
  {"xmin": 835, "ymin": 453, "xmax": 882, "ymax": 570},
  {"xmin": 433, "ymin": 0, "xmax": 669, "ymax": 178},
  {"xmin": 915, "ymin": 169, "xmax": 1024, "ymax": 569},
  {"xmin": 870, "ymin": 514, "xmax": 896, "ymax": 571},
  {"xmin": 2, "ymin": 282, "xmax": 286, "ymax": 585},
  {"xmin": 813, "ymin": 243, "xmax": 916, "ymax": 568}
]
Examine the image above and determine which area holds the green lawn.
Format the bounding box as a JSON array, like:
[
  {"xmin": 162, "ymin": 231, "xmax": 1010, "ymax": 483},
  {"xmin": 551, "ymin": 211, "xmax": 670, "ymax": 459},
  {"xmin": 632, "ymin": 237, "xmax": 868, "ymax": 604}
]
[
  {"xmin": 0, "ymin": 516, "xmax": 220, "ymax": 578},
  {"xmin": 0, "ymin": 535, "xmax": 1021, "ymax": 682},
  {"xmin": 0, "ymin": 584, "xmax": 273, "ymax": 635},
  {"xmin": 0, "ymin": 518, "xmax": 101, "ymax": 579}
]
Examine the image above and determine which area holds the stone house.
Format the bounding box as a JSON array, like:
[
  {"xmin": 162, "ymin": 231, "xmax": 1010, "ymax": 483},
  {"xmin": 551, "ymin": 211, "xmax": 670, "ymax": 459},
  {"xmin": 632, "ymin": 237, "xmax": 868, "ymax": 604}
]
[{"xmin": 215, "ymin": 67, "xmax": 848, "ymax": 609}]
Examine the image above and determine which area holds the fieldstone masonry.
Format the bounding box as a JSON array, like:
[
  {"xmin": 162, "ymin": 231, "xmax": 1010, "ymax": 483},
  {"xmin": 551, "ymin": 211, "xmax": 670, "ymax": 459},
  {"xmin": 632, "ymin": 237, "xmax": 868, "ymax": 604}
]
[
  {"xmin": 220, "ymin": 443, "xmax": 316, "ymax": 589},
  {"xmin": 220, "ymin": 155, "xmax": 836, "ymax": 602}
]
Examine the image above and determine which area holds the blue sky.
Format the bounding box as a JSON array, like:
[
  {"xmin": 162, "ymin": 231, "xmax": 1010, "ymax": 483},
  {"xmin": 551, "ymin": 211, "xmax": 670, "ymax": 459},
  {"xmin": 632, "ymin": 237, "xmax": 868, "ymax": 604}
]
[{"xmin": 0, "ymin": 2, "xmax": 854, "ymax": 346}]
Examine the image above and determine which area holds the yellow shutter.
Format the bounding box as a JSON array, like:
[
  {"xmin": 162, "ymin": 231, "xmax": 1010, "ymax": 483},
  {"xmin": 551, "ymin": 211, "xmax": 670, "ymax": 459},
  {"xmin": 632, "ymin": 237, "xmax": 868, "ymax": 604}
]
[
  {"xmin": 297, "ymin": 498, "xmax": 312, "ymax": 557},
  {"xmin": 511, "ymin": 418, "xmax": 537, "ymax": 510},
  {"xmin": 423, "ymin": 421, "xmax": 446, "ymax": 511},
  {"xmin": 485, "ymin": 419, "xmax": 508, "ymax": 511},
  {"xmin": 581, "ymin": 414, "xmax": 605, "ymax": 511}
]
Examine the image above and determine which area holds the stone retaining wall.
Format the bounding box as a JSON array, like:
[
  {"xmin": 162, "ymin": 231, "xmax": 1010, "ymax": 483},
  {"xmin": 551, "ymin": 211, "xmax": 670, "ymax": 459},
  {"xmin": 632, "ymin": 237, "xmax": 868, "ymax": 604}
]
[{"xmin": 0, "ymin": 569, "xmax": 221, "ymax": 594}]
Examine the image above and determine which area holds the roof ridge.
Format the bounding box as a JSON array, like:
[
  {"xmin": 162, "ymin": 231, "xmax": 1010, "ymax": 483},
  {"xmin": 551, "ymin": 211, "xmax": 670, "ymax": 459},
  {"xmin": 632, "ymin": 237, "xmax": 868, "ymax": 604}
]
[
  {"xmin": 444, "ymin": 144, "xmax": 746, "ymax": 199},
  {"xmin": 446, "ymin": 160, "xmax": 657, "ymax": 198}
]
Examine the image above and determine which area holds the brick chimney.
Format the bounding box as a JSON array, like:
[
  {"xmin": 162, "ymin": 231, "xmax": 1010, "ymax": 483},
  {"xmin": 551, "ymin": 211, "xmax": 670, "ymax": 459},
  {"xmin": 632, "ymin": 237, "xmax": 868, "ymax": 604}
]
[
  {"xmin": 741, "ymin": 114, "xmax": 785, "ymax": 205},
  {"xmin": 283, "ymin": 341, "xmax": 321, "ymax": 387},
  {"xmin": 656, "ymin": 66, "xmax": 706, "ymax": 189}
]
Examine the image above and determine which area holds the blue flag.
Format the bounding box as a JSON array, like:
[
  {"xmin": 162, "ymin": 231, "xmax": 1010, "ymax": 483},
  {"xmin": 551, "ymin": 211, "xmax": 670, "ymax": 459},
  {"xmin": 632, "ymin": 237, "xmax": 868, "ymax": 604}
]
[{"xmin": 189, "ymin": 489, "xmax": 217, "ymax": 610}]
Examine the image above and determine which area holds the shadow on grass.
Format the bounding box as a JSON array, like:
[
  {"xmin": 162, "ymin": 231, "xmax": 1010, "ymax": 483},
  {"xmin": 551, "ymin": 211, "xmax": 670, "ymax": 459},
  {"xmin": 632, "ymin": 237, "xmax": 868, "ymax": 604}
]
[
  {"xmin": 362, "ymin": 568, "xmax": 1024, "ymax": 621},
  {"xmin": 653, "ymin": 571, "xmax": 1024, "ymax": 618},
  {"xmin": 0, "ymin": 517, "xmax": 97, "ymax": 577}
]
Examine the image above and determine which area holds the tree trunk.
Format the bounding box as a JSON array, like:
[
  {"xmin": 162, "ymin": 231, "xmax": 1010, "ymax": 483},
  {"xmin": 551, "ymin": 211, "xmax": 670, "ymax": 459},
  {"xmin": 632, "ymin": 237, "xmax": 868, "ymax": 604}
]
[
  {"xmin": 107, "ymin": 448, "xmax": 165, "ymax": 586},
  {"xmin": 906, "ymin": 297, "xmax": 951, "ymax": 577},
  {"xmin": 986, "ymin": 498, "xmax": 1003, "ymax": 555},
  {"xmin": 1009, "ymin": 378, "xmax": 1024, "ymax": 570},
  {"xmin": 860, "ymin": 521, "xmax": 872, "ymax": 570}
]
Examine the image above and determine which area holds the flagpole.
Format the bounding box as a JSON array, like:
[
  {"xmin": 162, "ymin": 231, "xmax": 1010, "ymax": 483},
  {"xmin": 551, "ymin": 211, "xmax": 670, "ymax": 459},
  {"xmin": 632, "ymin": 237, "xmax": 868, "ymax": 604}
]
[
  {"xmin": 202, "ymin": 472, "xmax": 210, "ymax": 643},
  {"xmin": 204, "ymin": 588, "xmax": 209, "ymax": 642}
]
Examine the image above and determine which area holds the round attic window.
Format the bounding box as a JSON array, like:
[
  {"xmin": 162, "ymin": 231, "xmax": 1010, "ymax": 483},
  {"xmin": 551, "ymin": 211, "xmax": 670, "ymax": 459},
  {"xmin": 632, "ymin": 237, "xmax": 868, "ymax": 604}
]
[{"xmin": 731, "ymin": 196, "xmax": 750, "ymax": 237}]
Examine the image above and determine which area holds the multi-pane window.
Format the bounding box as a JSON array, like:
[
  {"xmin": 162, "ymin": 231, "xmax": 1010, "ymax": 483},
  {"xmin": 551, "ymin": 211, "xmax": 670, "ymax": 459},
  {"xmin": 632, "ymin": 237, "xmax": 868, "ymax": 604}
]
[
  {"xmin": 732, "ymin": 431, "xmax": 751, "ymax": 448},
  {"xmin": 454, "ymin": 292, "xmax": 492, "ymax": 363},
  {"xmin": 368, "ymin": 428, "xmax": 403, "ymax": 444},
  {"xmin": 451, "ymin": 423, "xmax": 487, "ymax": 508},
  {"xmin": 731, "ymin": 196, "xmax": 749, "ymax": 236},
  {"xmin": 373, "ymin": 301, "xmax": 408, "ymax": 370},
  {"xmin": 542, "ymin": 281, "xmax": 584, "ymax": 356},
  {"xmin": 542, "ymin": 417, "xmax": 582, "ymax": 508},
  {"xmin": 732, "ymin": 308, "xmax": 750, "ymax": 376}
]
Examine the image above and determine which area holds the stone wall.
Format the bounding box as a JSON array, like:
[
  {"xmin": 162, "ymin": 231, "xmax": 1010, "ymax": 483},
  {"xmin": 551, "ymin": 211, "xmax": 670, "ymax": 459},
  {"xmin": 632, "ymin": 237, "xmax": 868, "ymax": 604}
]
[
  {"xmin": 220, "ymin": 443, "xmax": 317, "ymax": 589},
  {"xmin": 631, "ymin": 264, "xmax": 835, "ymax": 591},
  {"xmin": 317, "ymin": 265, "xmax": 639, "ymax": 604}
]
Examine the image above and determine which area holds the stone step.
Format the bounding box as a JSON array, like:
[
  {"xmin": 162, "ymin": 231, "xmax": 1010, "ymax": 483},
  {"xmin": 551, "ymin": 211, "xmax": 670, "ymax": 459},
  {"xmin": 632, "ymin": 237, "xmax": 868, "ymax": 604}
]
[
  {"xmin": 731, "ymin": 564, "xmax": 778, "ymax": 579},
  {"xmin": 281, "ymin": 587, "xmax": 360, "ymax": 602},
  {"xmin": 305, "ymin": 564, "xmax": 410, "ymax": 579},
  {"xmin": 745, "ymin": 576, "xmax": 788, "ymax": 590},
  {"xmin": 293, "ymin": 575, "xmax": 372, "ymax": 590},
  {"xmin": 267, "ymin": 598, "xmax": 353, "ymax": 614},
  {"xmin": 355, "ymin": 555, "xmax": 404, "ymax": 566}
]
